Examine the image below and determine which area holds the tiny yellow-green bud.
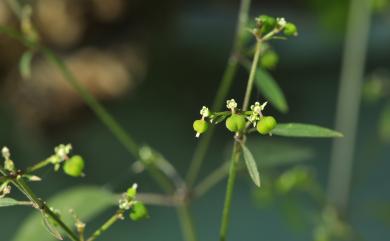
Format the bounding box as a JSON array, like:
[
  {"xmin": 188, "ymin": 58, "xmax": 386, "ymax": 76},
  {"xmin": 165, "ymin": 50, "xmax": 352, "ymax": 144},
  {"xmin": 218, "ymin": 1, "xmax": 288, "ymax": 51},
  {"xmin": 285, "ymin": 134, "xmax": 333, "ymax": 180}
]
[
  {"xmin": 257, "ymin": 116, "xmax": 277, "ymax": 135},
  {"xmin": 63, "ymin": 155, "xmax": 85, "ymax": 177},
  {"xmin": 225, "ymin": 114, "xmax": 246, "ymax": 132}
]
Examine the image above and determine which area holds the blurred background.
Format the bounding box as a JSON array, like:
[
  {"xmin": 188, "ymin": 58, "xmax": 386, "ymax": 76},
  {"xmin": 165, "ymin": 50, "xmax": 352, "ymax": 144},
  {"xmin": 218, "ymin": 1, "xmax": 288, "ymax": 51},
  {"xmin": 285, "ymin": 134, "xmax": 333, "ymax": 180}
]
[{"xmin": 0, "ymin": 0, "xmax": 389, "ymax": 240}]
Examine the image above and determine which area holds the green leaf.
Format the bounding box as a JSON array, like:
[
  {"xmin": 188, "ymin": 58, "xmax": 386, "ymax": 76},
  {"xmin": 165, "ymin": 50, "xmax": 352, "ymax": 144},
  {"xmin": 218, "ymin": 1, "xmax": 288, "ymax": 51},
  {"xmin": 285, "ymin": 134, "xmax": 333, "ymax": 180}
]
[
  {"xmin": 272, "ymin": 123, "xmax": 343, "ymax": 138},
  {"xmin": 254, "ymin": 68, "xmax": 288, "ymax": 113},
  {"xmin": 13, "ymin": 186, "xmax": 117, "ymax": 241},
  {"xmin": 246, "ymin": 139, "xmax": 315, "ymax": 168},
  {"xmin": 0, "ymin": 198, "xmax": 30, "ymax": 207},
  {"xmin": 19, "ymin": 50, "xmax": 34, "ymax": 79},
  {"xmin": 241, "ymin": 143, "xmax": 261, "ymax": 187}
]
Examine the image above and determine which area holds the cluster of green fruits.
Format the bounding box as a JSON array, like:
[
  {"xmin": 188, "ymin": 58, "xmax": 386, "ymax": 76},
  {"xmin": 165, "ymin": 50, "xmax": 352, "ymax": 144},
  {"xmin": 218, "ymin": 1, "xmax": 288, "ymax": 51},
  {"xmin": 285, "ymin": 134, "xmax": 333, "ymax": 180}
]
[
  {"xmin": 193, "ymin": 99, "xmax": 277, "ymax": 137},
  {"xmin": 255, "ymin": 15, "xmax": 298, "ymax": 37}
]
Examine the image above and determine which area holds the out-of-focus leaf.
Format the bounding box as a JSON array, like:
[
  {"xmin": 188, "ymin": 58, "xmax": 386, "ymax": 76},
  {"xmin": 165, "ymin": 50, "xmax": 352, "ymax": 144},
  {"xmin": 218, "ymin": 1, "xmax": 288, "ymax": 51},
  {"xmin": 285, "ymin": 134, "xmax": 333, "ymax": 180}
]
[
  {"xmin": 19, "ymin": 51, "xmax": 34, "ymax": 79},
  {"xmin": 272, "ymin": 123, "xmax": 343, "ymax": 138},
  {"xmin": 0, "ymin": 198, "xmax": 30, "ymax": 207},
  {"xmin": 241, "ymin": 143, "xmax": 261, "ymax": 187},
  {"xmin": 13, "ymin": 186, "xmax": 117, "ymax": 241},
  {"xmin": 254, "ymin": 68, "xmax": 288, "ymax": 113},
  {"xmin": 280, "ymin": 197, "xmax": 308, "ymax": 231},
  {"xmin": 379, "ymin": 103, "xmax": 390, "ymax": 143},
  {"xmin": 246, "ymin": 139, "xmax": 315, "ymax": 168}
]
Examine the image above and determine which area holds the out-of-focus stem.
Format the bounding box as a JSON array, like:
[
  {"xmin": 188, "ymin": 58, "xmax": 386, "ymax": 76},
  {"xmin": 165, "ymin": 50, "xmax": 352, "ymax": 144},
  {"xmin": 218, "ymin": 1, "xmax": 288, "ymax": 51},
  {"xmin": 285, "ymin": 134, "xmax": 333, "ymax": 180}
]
[
  {"xmin": 186, "ymin": 0, "xmax": 252, "ymax": 187},
  {"xmin": 327, "ymin": 0, "xmax": 373, "ymax": 213}
]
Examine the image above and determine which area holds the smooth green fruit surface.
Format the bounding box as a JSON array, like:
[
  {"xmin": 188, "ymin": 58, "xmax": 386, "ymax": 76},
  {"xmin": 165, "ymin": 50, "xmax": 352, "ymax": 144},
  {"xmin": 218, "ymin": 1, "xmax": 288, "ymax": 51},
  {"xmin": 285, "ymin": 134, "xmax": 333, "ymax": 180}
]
[
  {"xmin": 257, "ymin": 15, "xmax": 276, "ymax": 34},
  {"xmin": 193, "ymin": 119, "xmax": 208, "ymax": 134},
  {"xmin": 257, "ymin": 116, "xmax": 277, "ymax": 135},
  {"xmin": 283, "ymin": 23, "xmax": 298, "ymax": 36},
  {"xmin": 63, "ymin": 155, "xmax": 85, "ymax": 177},
  {"xmin": 225, "ymin": 114, "xmax": 246, "ymax": 132},
  {"xmin": 130, "ymin": 202, "xmax": 148, "ymax": 221}
]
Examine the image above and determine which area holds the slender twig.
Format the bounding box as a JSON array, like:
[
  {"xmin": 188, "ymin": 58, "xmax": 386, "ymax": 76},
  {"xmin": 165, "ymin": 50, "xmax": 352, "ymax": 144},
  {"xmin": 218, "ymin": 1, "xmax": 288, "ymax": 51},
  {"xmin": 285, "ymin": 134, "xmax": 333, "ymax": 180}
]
[
  {"xmin": 137, "ymin": 193, "xmax": 180, "ymax": 206},
  {"xmin": 26, "ymin": 158, "xmax": 52, "ymax": 173},
  {"xmin": 327, "ymin": 0, "xmax": 372, "ymax": 213},
  {"xmin": 242, "ymin": 40, "xmax": 262, "ymax": 111},
  {"xmin": 218, "ymin": 35, "xmax": 263, "ymax": 241},
  {"xmin": 186, "ymin": 0, "xmax": 252, "ymax": 187},
  {"xmin": 218, "ymin": 142, "xmax": 241, "ymax": 241},
  {"xmin": 0, "ymin": 167, "xmax": 80, "ymax": 241},
  {"xmin": 86, "ymin": 209, "xmax": 125, "ymax": 241},
  {"xmin": 193, "ymin": 162, "xmax": 229, "ymax": 198},
  {"xmin": 177, "ymin": 205, "xmax": 198, "ymax": 241}
]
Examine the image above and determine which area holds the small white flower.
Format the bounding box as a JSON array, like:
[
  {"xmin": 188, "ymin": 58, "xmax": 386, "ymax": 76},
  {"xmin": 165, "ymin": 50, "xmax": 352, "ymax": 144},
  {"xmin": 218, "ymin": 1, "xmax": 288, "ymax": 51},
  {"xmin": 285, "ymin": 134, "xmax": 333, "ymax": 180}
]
[
  {"xmin": 276, "ymin": 18, "xmax": 287, "ymax": 28},
  {"xmin": 2, "ymin": 146, "xmax": 10, "ymax": 160},
  {"xmin": 200, "ymin": 106, "xmax": 210, "ymax": 118},
  {"xmin": 226, "ymin": 99, "xmax": 238, "ymax": 110}
]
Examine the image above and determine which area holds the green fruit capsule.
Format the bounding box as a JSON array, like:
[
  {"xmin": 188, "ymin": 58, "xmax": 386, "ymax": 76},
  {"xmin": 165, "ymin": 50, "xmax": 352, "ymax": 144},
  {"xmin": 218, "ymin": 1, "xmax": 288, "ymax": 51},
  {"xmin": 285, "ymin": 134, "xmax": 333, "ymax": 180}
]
[
  {"xmin": 283, "ymin": 23, "xmax": 298, "ymax": 36},
  {"xmin": 63, "ymin": 155, "xmax": 85, "ymax": 177},
  {"xmin": 193, "ymin": 119, "xmax": 209, "ymax": 137},
  {"xmin": 257, "ymin": 15, "xmax": 276, "ymax": 34},
  {"xmin": 257, "ymin": 116, "xmax": 277, "ymax": 135},
  {"xmin": 225, "ymin": 114, "xmax": 246, "ymax": 132},
  {"xmin": 130, "ymin": 202, "xmax": 148, "ymax": 221}
]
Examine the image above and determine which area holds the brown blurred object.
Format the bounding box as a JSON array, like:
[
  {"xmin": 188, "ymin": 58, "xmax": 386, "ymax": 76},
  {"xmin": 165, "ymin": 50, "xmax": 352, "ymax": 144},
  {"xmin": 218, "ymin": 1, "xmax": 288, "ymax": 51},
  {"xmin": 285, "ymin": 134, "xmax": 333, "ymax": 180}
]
[
  {"xmin": 35, "ymin": 0, "xmax": 86, "ymax": 48},
  {"xmin": 90, "ymin": 0, "xmax": 127, "ymax": 22},
  {"xmin": 5, "ymin": 46, "xmax": 146, "ymax": 127}
]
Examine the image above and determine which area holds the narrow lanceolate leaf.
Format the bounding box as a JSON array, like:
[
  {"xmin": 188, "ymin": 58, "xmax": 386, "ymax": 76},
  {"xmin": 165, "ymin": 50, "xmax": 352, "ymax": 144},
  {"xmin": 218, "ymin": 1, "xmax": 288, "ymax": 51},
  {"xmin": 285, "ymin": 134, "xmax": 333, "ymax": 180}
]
[
  {"xmin": 0, "ymin": 198, "xmax": 31, "ymax": 207},
  {"xmin": 254, "ymin": 68, "xmax": 288, "ymax": 113},
  {"xmin": 13, "ymin": 186, "xmax": 117, "ymax": 241},
  {"xmin": 240, "ymin": 143, "xmax": 261, "ymax": 187},
  {"xmin": 19, "ymin": 50, "xmax": 34, "ymax": 79},
  {"xmin": 272, "ymin": 123, "xmax": 343, "ymax": 138}
]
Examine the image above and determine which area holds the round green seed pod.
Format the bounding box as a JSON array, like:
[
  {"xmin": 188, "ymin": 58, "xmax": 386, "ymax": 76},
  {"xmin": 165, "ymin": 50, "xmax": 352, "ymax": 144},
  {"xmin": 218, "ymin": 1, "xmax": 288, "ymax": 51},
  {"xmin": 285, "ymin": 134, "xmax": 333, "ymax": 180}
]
[
  {"xmin": 225, "ymin": 114, "xmax": 246, "ymax": 132},
  {"xmin": 257, "ymin": 15, "xmax": 276, "ymax": 34},
  {"xmin": 257, "ymin": 116, "xmax": 277, "ymax": 135},
  {"xmin": 193, "ymin": 119, "xmax": 209, "ymax": 134},
  {"xmin": 283, "ymin": 23, "xmax": 298, "ymax": 36},
  {"xmin": 261, "ymin": 50, "xmax": 279, "ymax": 69},
  {"xmin": 63, "ymin": 155, "xmax": 85, "ymax": 177}
]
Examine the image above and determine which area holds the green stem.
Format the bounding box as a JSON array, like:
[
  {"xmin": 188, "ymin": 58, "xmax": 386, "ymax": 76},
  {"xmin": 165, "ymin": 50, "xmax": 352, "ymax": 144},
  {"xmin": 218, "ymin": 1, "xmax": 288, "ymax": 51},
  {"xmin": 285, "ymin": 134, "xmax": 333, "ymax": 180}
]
[
  {"xmin": 186, "ymin": 0, "xmax": 252, "ymax": 187},
  {"xmin": 242, "ymin": 40, "xmax": 261, "ymax": 111},
  {"xmin": 193, "ymin": 162, "xmax": 229, "ymax": 198},
  {"xmin": 86, "ymin": 209, "xmax": 125, "ymax": 241},
  {"xmin": 327, "ymin": 0, "xmax": 372, "ymax": 213},
  {"xmin": 26, "ymin": 158, "xmax": 52, "ymax": 173},
  {"xmin": 177, "ymin": 205, "xmax": 198, "ymax": 241},
  {"xmin": 42, "ymin": 48, "xmax": 140, "ymax": 157},
  {"xmin": 0, "ymin": 167, "xmax": 79, "ymax": 241},
  {"xmin": 218, "ymin": 142, "xmax": 241, "ymax": 241},
  {"xmin": 218, "ymin": 34, "xmax": 262, "ymax": 241}
]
